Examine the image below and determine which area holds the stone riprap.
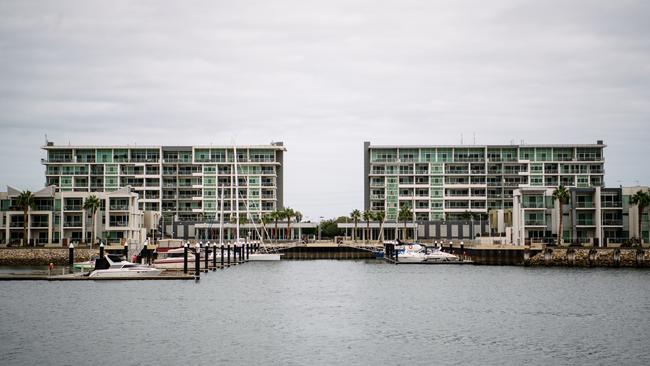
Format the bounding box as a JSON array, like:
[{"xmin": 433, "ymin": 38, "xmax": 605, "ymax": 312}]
[
  {"xmin": 0, "ymin": 248, "xmax": 98, "ymax": 266},
  {"xmin": 527, "ymin": 248, "xmax": 649, "ymax": 267}
]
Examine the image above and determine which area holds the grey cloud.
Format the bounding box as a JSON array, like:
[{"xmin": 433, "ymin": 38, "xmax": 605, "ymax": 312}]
[{"xmin": 0, "ymin": 0, "xmax": 649, "ymax": 219}]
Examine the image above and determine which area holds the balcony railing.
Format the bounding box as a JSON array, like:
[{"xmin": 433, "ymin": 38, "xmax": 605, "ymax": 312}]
[
  {"xmin": 601, "ymin": 202, "xmax": 622, "ymax": 208},
  {"xmin": 64, "ymin": 206, "xmax": 82, "ymax": 211},
  {"xmin": 110, "ymin": 221, "xmax": 129, "ymax": 227},
  {"xmin": 602, "ymin": 220, "xmax": 623, "ymax": 226},
  {"xmin": 576, "ymin": 220, "xmax": 595, "ymax": 226},
  {"xmin": 64, "ymin": 222, "xmax": 82, "ymax": 228},
  {"xmin": 524, "ymin": 220, "xmax": 546, "ymax": 226},
  {"xmin": 110, "ymin": 205, "xmax": 129, "ymax": 211}
]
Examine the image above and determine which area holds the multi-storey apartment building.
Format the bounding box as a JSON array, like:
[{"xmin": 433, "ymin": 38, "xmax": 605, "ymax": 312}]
[
  {"xmin": 41, "ymin": 142, "xmax": 286, "ymax": 236},
  {"xmin": 364, "ymin": 141, "xmax": 606, "ymax": 222},
  {"xmin": 1, "ymin": 185, "xmax": 144, "ymax": 245},
  {"xmin": 512, "ymin": 186, "xmax": 649, "ymax": 246}
]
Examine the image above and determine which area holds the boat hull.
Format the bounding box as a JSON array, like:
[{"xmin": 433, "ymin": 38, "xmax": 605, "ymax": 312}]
[
  {"xmin": 248, "ymin": 253, "xmax": 282, "ymax": 261},
  {"xmin": 88, "ymin": 268, "xmax": 163, "ymax": 277}
]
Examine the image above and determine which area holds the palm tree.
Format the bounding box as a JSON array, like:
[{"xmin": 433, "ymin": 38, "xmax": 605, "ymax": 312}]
[
  {"xmin": 261, "ymin": 213, "xmax": 272, "ymax": 242},
  {"xmin": 16, "ymin": 191, "xmax": 35, "ymax": 246},
  {"xmin": 350, "ymin": 209, "xmax": 361, "ymax": 242},
  {"xmin": 398, "ymin": 206, "xmax": 413, "ymax": 241},
  {"xmin": 83, "ymin": 195, "xmax": 101, "ymax": 248},
  {"xmin": 272, "ymin": 210, "xmax": 284, "ymax": 242},
  {"xmin": 374, "ymin": 210, "xmax": 386, "ymax": 244},
  {"xmin": 362, "ymin": 210, "xmax": 374, "ymax": 244},
  {"xmin": 552, "ymin": 185, "xmax": 570, "ymax": 246},
  {"xmin": 283, "ymin": 207, "xmax": 296, "ymax": 241},
  {"xmin": 631, "ymin": 190, "xmax": 650, "ymax": 244}
]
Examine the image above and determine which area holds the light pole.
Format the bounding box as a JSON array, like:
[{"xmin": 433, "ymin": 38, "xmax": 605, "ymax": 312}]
[{"xmin": 318, "ymin": 216, "xmax": 324, "ymax": 241}]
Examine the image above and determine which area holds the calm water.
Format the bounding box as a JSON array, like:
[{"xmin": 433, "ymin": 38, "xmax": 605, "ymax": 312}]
[{"xmin": 1, "ymin": 261, "xmax": 650, "ymax": 366}]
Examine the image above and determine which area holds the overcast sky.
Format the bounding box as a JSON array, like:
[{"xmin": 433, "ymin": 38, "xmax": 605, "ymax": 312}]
[{"xmin": 1, "ymin": 0, "xmax": 649, "ymax": 219}]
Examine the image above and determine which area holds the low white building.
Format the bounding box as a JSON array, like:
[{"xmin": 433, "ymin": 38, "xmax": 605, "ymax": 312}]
[{"xmin": 1, "ymin": 185, "xmax": 146, "ymax": 246}]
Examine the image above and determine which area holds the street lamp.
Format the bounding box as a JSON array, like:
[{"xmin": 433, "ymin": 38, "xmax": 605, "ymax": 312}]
[{"xmin": 318, "ymin": 216, "xmax": 324, "ymax": 241}]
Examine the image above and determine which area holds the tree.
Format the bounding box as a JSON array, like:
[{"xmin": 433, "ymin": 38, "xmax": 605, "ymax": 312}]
[
  {"xmin": 261, "ymin": 213, "xmax": 273, "ymax": 242},
  {"xmin": 552, "ymin": 186, "xmax": 570, "ymax": 246},
  {"xmin": 16, "ymin": 191, "xmax": 35, "ymax": 246},
  {"xmin": 272, "ymin": 210, "xmax": 285, "ymax": 242},
  {"xmin": 83, "ymin": 195, "xmax": 101, "ymax": 248},
  {"xmin": 374, "ymin": 210, "xmax": 386, "ymax": 243},
  {"xmin": 283, "ymin": 207, "xmax": 296, "ymax": 241},
  {"xmin": 631, "ymin": 190, "xmax": 650, "ymax": 244},
  {"xmin": 362, "ymin": 210, "xmax": 374, "ymax": 244},
  {"xmin": 398, "ymin": 206, "xmax": 413, "ymax": 241},
  {"xmin": 350, "ymin": 209, "xmax": 361, "ymax": 242}
]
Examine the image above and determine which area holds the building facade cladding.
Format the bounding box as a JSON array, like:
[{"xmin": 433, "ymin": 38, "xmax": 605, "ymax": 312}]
[
  {"xmin": 41, "ymin": 143, "xmax": 286, "ymax": 227},
  {"xmin": 364, "ymin": 141, "xmax": 606, "ymax": 222},
  {"xmin": 0, "ymin": 186, "xmax": 144, "ymax": 246},
  {"xmin": 512, "ymin": 186, "xmax": 649, "ymax": 246}
]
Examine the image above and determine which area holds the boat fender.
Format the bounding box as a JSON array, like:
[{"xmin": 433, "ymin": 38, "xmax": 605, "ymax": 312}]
[
  {"xmin": 48, "ymin": 263, "xmax": 54, "ymax": 271},
  {"xmin": 408, "ymin": 245, "xmax": 413, "ymax": 250}
]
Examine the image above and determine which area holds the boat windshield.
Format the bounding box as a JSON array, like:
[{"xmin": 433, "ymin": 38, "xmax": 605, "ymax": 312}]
[{"xmin": 107, "ymin": 254, "xmax": 123, "ymax": 262}]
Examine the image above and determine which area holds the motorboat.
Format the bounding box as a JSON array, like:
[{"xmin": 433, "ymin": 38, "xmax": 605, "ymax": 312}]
[
  {"xmin": 88, "ymin": 254, "xmax": 163, "ymax": 277},
  {"xmin": 153, "ymin": 247, "xmax": 195, "ymax": 269},
  {"xmin": 248, "ymin": 253, "xmax": 282, "ymax": 261},
  {"xmin": 422, "ymin": 247, "xmax": 460, "ymax": 262},
  {"xmin": 73, "ymin": 256, "xmax": 98, "ymax": 270}
]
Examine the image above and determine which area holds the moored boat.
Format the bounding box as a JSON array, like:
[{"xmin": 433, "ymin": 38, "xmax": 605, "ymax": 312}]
[{"xmin": 88, "ymin": 254, "xmax": 163, "ymax": 277}]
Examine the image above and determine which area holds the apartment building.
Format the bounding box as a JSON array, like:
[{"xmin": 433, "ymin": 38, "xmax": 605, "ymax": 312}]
[
  {"xmin": 364, "ymin": 141, "xmax": 605, "ymax": 222},
  {"xmin": 41, "ymin": 142, "xmax": 286, "ymax": 237},
  {"xmin": 512, "ymin": 186, "xmax": 649, "ymax": 246},
  {"xmin": 0, "ymin": 185, "xmax": 144, "ymax": 245}
]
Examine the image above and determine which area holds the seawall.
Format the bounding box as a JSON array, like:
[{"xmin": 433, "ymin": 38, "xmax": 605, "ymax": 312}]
[{"xmin": 0, "ymin": 248, "xmax": 98, "ymax": 266}]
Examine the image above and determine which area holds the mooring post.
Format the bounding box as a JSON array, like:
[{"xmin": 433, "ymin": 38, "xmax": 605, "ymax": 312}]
[
  {"xmin": 99, "ymin": 243, "xmax": 104, "ymax": 259},
  {"xmin": 246, "ymin": 244, "xmax": 250, "ymax": 260},
  {"xmin": 146, "ymin": 243, "xmax": 152, "ymax": 265},
  {"xmin": 233, "ymin": 244, "xmax": 238, "ymax": 263},
  {"xmin": 195, "ymin": 242, "xmax": 201, "ymax": 278},
  {"xmin": 212, "ymin": 242, "xmax": 217, "ymax": 271},
  {"xmin": 123, "ymin": 242, "xmax": 129, "ymax": 261},
  {"xmin": 183, "ymin": 242, "xmax": 189, "ymax": 274},
  {"xmin": 220, "ymin": 244, "xmax": 225, "ymax": 268},
  {"xmin": 68, "ymin": 243, "xmax": 74, "ymax": 269},
  {"xmin": 204, "ymin": 241, "xmax": 209, "ymax": 273},
  {"xmin": 460, "ymin": 242, "xmax": 465, "ymax": 261},
  {"xmin": 613, "ymin": 248, "xmax": 621, "ymax": 267},
  {"xmin": 636, "ymin": 248, "xmax": 645, "ymax": 268},
  {"xmin": 227, "ymin": 244, "xmax": 231, "ymax": 266},
  {"xmin": 394, "ymin": 248, "xmax": 399, "ymax": 264}
]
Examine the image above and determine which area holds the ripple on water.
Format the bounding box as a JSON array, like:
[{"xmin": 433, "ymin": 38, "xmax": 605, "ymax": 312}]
[{"xmin": 1, "ymin": 263, "xmax": 650, "ymax": 366}]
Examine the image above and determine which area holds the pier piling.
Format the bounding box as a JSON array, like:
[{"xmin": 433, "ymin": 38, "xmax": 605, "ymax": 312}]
[
  {"xmin": 221, "ymin": 245, "xmax": 225, "ymax": 268},
  {"xmin": 123, "ymin": 243, "xmax": 128, "ymax": 261},
  {"xmin": 212, "ymin": 243, "xmax": 217, "ymax": 271},
  {"xmin": 194, "ymin": 243, "xmax": 200, "ymax": 278},
  {"xmin": 203, "ymin": 242, "xmax": 209, "ymax": 273},
  {"xmin": 183, "ymin": 242, "xmax": 189, "ymax": 274},
  {"xmin": 68, "ymin": 243, "xmax": 74, "ymax": 268},
  {"xmin": 227, "ymin": 244, "xmax": 231, "ymax": 266}
]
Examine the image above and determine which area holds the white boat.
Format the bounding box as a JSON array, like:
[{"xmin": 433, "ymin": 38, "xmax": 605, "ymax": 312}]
[
  {"xmin": 88, "ymin": 254, "xmax": 163, "ymax": 277},
  {"xmin": 395, "ymin": 243, "xmax": 459, "ymax": 263},
  {"xmin": 248, "ymin": 253, "xmax": 282, "ymax": 261},
  {"xmin": 423, "ymin": 247, "xmax": 460, "ymax": 262}
]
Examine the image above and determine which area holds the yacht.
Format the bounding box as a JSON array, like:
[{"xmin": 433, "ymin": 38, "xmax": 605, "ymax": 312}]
[
  {"xmin": 88, "ymin": 254, "xmax": 163, "ymax": 277},
  {"xmin": 422, "ymin": 246, "xmax": 460, "ymax": 262}
]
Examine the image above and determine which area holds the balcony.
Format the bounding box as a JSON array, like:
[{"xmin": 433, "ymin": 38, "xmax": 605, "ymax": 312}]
[
  {"xmin": 601, "ymin": 202, "xmax": 622, "ymax": 208},
  {"xmin": 524, "ymin": 220, "xmax": 546, "ymax": 226},
  {"xmin": 109, "ymin": 221, "xmax": 129, "ymax": 227},
  {"xmin": 575, "ymin": 202, "xmax": 595, "ymax": 209},
  {"xmin": 110, "ymin": 205, "xmax": 130, "ymax": 211},
  {"xmin": 602, "ymin": 220, "xmax": 623, "ymax": 226},
  {"xmin": 64, "ymin": 222, "xmax": 82, "ymax": 228},
  {"xmin": 64, "ymin": 205, "xmax": 82, "ymax": 211},
  {"xmin": 576, "ymin": 220, "xmax": 595, "ymax": 226}
]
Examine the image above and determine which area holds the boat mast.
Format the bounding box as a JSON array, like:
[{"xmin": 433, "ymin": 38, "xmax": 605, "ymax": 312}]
[
  {"xmin": 219, "ymin": 184, "xmax": 224, "ymax": 246},
  {"xmin": 233, "ymin": 144, "xmax": 240, "ymax": 242}
]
